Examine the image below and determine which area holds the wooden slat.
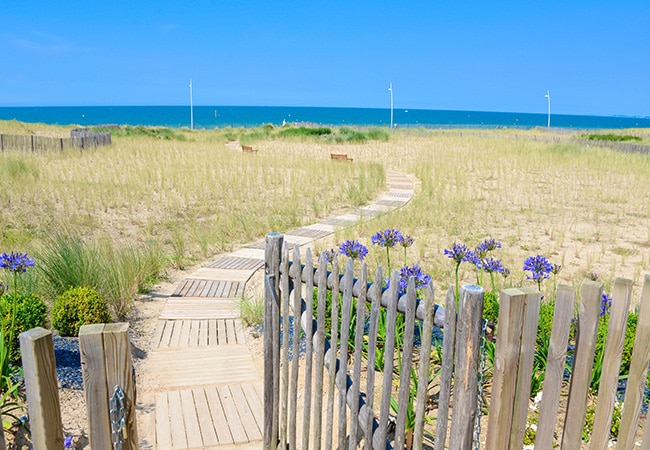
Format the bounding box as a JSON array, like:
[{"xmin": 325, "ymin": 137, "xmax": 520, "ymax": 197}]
[
  {"xmin": 178, "ymin": 319, "xmax": 192, "ymax": 347},
  {"xmin": 289, "ymin": 246, "xmax": 302, "ymax": 449},
  {"xmin": 199, "ymin": 280, "xmax": 213, "ymax": 297},
  {"xmin": 155, "ymin": 392, "xmax": 173, "ymax": 449},
  {"xmin": 180, "ymin": 389, "xmax": 204, "ymax": 448},
  {"xmin": 218, "ymin": 385, "xmax": 249, "ymax": 444},
  {"xmin": 198, "ymin": 319, "xmax": 209, "ymax": 346},
  {"xmin": 561, "ymin": 281, "xmax": 603, "ymax": 450},
  {"xmin": 234, "ymin": 319, "xmax": 246, "ymax": 343},
  {"xmin": 168, "ymin": 321, "xmax": 182, "ymax": 347},
  {"xmin": 337, "ymin": 259, "xmax": 354, "ymax": 449},
  {"xmin": 434, "ymin": 285, "xmax": 457, "ymax": 450},
  {"xmin": 510, "ymin": 288, "xmax": 542, "ymax": 450},
  {"xmin": 349, "ymin": 264, "xmax": 367, "ymax": 450},
  {"xmin": 377, "ymin": 269, "xmax": 399, "ymax": 447},
  {"xmin": 485, "ymin": 288, "xmax": 527, "ymax": 449},
  {"xmin": 279, "ymin": 242, "xmax": 290, "ymax": 450},
  {"xmin": 159, "ymin": 320, "xmax": 174, "ymax": 348},
  {"xmin": 413, "ymin": 282, "xmax": 435, "ymax": 450},
  {"xmin": 217, "ymin": 319, "xmax": 226, "ymax": 345},
  {"xmin": 167, "ymin": 390, "xmax": 189, "ymax": 449},
  {"xmin": 209, "ymin": 319, "xmax": 218, "ymax": 345},
  {"xmin": 590, "ymin": 278, "xmax": 633, "ymax": 449},
  {"xmin": 242, "ymin": 382, "xmax": 265, "ymax": 433},
  {"xmin": 192, "ymin": 388, "xmax": 219, "ymax": 447},
  {"xmin": 231, "ymin": 384, "xmax": 263, "ymax": 441},
  {"xmin": 147, "ymin": 346, "xmax": 258, "ymax": 388},
  {"xmin": 311, "ymin": 252, "xmax": 328, "ymax": 446},
  {"xmin": 449, "ymin": 284, "xmax": 485, "ymax": 450},
  {"xmin": 301, "ymin": 249, "xmax": 315, "ymax": 449},
  {"xmin": 620, "ymin": 276, "xmax": 650, "ymax": 448},
  {"xmin": 205, "ymin": 385, "xmax": 233, "ymax": 444},
  {"xmin": 225, "ymin": 319, "xmax": 236, "ymax": 343},
  {"xmin": 362, "ymin": 265, "xmax": 380, "ymax": 450},
  {"xmin": 395, "ymin": 279, "xmax": 417, "ymax": 450},
  {"xmin": 535, "ymin": 285, "xmax": 577, "ymax": 450},
  {"xmin": 151, "ymin": 320, "xmax": 165, "ymax": 348},
  {"xmin": 160, "ymin": 298, "xmax": 239, "ymax": 320}
]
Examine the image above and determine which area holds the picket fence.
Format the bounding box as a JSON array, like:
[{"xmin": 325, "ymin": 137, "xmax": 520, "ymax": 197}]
[
  {"xmin": 263, "ymin": 233, "xmax": 650, "ymax": 449},
  {"xmin": 0, "ymin": 130, "xmax": 111, "ymax": 152},
  {"xmin": 3, "ymin": 323, "xmax": 137, "ymax": 450}
]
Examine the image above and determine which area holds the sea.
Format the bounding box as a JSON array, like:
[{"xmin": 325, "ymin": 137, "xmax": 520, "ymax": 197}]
[{"xmin": 1, "ymin": 105, "xmax": 649, "ymax": 130}]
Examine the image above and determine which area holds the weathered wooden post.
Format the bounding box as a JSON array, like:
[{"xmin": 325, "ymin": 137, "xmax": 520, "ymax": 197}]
[
  {"xmin": 79, "ymin": 323, "xmax": 138, "ymax": 450},
  {"xmin": 486, "ymin": 288, "xmax": 528, "ymax": 450},
  {"xmin": 449, "ymin": 284, "xmax": 484, "ymax": 450},
  {"xmin": 19, "ymin": 328, "xmax": 65, "ymax": 450},
  {"xmin": 264, "ymin": 232, "xmax": 283, "ymax": 450},
  {"xmin": 561, "ymin": 281, "xmax": 602, "ymax": 450}
]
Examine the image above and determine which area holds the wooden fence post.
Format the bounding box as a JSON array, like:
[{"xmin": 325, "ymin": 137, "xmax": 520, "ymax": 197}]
[
  {"xmin": 561, "ymin": 280, "xmax": 602, "ymax": 450},
  {"xmin": 19, "ymin": 328, "xmax": 64, "ymax": 450},
  {"xmin": 534, "ymin": 284, "xmax": 576, "ymax": 450},
  {"xmin": 485, "ymin": 288, "xmax": 527, "ymax": 450},
  {"xmin": 449, "ymin": 284, "xmax": 484, "ymax": 450},
  {"xmin": 264, "ymin": 232, "xmax": 283, "ymax": 450},
  {"xmin": 79, "ymin": 323, "xmax": 138, "ymax": 450}
]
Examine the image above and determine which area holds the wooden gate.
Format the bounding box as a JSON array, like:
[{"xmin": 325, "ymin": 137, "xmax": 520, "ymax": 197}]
[{"xmin": 263, "ymin": 232, "xmax": 650, "ymax": 449}]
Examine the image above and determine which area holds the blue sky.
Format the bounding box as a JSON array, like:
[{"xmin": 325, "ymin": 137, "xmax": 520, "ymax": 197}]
[{"xmin": 1, "ymin": 1, "xmax": 648, "ymax": 116}]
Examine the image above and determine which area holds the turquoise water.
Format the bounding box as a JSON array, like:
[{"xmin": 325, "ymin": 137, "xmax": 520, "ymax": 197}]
[{"xmin": 1, "ymin": 105, "xmax": 649, "ymax": 129}]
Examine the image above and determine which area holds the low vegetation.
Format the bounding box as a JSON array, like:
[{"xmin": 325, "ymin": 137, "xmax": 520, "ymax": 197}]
[{"xmin": 583, "ymin": 133, "xmax": 642, "ymax": 142}]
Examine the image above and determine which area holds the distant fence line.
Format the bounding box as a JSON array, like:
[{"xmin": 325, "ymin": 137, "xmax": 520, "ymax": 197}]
[
  {"xmin": 0, "ymin": 129, "xmax": 111, "ymax": 153},
  {"xmin": 429, "ymin": 129, "xmax": 650, "ymax": 155}
]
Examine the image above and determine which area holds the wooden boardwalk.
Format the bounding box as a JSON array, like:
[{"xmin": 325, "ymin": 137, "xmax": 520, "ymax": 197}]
[{"xmin": 144, "ymin": 170, "xmax": 416, "ymax": 449}]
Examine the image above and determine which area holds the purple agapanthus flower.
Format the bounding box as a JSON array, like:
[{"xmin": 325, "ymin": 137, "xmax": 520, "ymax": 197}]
[
  {"xmin": 476, "ymin": 238, "xmax": 502, "ymax": 257},
  {"xmin": 400, "ymin": 234, "xmax": 414, "ymax": 248},
  {"xmin": 386, "ymin": 264, "xmax": 432, "ymax": 294},
  {"xmin": 338, "ymin": 240, "xmax": 368, "ymax": 261},
  {"xmin": 64, "ymin": 435, "xmax": 74, "ymax": 449},
  {"xmin": 483, "ymin": 257, "xmax": 505, "ymax": 274},
  {"xmin": 551, "ymin": 263, "xmax": 562, "ymax": 275},
  {"xmin": 0, "ymin": 251, "xmax": 35, "ymax": 273},
  {"xmin": 523, "ymin": 255, "xmax": 553, "ymax": 281},
  {"xmin": 371, "ymin": 229, "xmax": 404, "ymax": 248},
  {"xmin": 324, "ymin": 248, "xmax": 337, "ymax": 263},
  {"xmin": 466, "ymin": 250, "xmax": 482, "ymax": 270},
  {"xmin": 444, "ymin": 242, "xmax": 469, "ymax": 264},
  {"xmin": 600, "ymin": 293, "xmax": 612, "ymax": 317},
  {"xmin": 502, "ymin": 267, "xmax": 511, "ymax": 278}
]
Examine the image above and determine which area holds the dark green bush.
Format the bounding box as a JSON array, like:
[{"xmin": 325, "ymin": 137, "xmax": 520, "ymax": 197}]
[
  {"xmin": 483, "ymin": 291, "xmax": 499, "ymax": 325},
  {"xmin": 0, "ymin": 291, "xmax": 48, "ymax": 360},
  {"xmin": 52, "ymin": 286, "xmax": 112, "ymax": 337},
  {"xmin": 277, "ymin": 126, "xmax": 332, "ymax": 138},
  {"xmin": 584, "ymin": 133, "xmax": 642, "ymax": 142}
]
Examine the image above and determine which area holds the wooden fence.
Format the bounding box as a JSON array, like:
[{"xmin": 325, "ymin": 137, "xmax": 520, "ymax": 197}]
[
  {"xmin": 0, "ymin": 130, "xmax": 111, "ymax": 152},
  {"xmin": 263, "ymin": 232, "xmax": 650, "ymax": 449},
  {"xmin": 13, "ymin": 323, "xmax": 137, "ymax": 450}
]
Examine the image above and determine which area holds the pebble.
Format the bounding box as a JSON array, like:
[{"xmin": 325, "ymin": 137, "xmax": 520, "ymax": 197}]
[{"xmin": 53, "ymin": 335, "xmax": 83, "ymax": 390}]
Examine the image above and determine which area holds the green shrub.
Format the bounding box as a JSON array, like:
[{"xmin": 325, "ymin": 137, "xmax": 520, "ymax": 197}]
[
  {"xmin": 0, "ymin": 291, "xmax": 48, "ymax": 360},
  {"xmin": 277, "ymin": 126, "xmax": 332, "ymax": 138},
  {"xmin": 483, "ymin": 291, "xmax": 499, "ymax": 324},
  {"xmin": 52, "ymin": 286, "xmax": 111, "ymax": 337},
  {"xmin": 584, "ymin": 133, "xmax": 642, "ymax": 142}
]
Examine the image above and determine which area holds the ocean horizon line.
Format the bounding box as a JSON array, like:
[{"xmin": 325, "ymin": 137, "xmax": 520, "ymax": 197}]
[{"xmin": 1, "ymin": 105, "xmax": 649, "ymax": 130}]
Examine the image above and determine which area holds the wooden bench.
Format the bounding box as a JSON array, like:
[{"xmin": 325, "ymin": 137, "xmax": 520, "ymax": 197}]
[
  {"xmin": 330, "ymin": 153, "xmax": 353, "ymax": 162},
  {"xmin": 241, "ymin": 144, "xmax": 258, "ymax": 153}
]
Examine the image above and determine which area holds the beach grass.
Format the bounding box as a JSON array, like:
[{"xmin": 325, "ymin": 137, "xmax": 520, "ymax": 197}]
[
  {"xmin": 2, "ymin": 121, "xmax": 650, "ymax": 308},
  {"xmin": 0, "ymin": 122, "xmax": 385, "ymax": 314}
]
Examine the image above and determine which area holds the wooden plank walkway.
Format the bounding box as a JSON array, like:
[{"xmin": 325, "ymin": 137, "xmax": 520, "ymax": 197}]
[{"xmin": 144, "ymin": 170, "xmax": 416, "ymax": 449}]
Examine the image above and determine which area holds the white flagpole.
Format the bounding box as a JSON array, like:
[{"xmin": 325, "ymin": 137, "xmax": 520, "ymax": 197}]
[{"xmin": 190, "ymin": 78, "xmax": 194, "ymax": 130}]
